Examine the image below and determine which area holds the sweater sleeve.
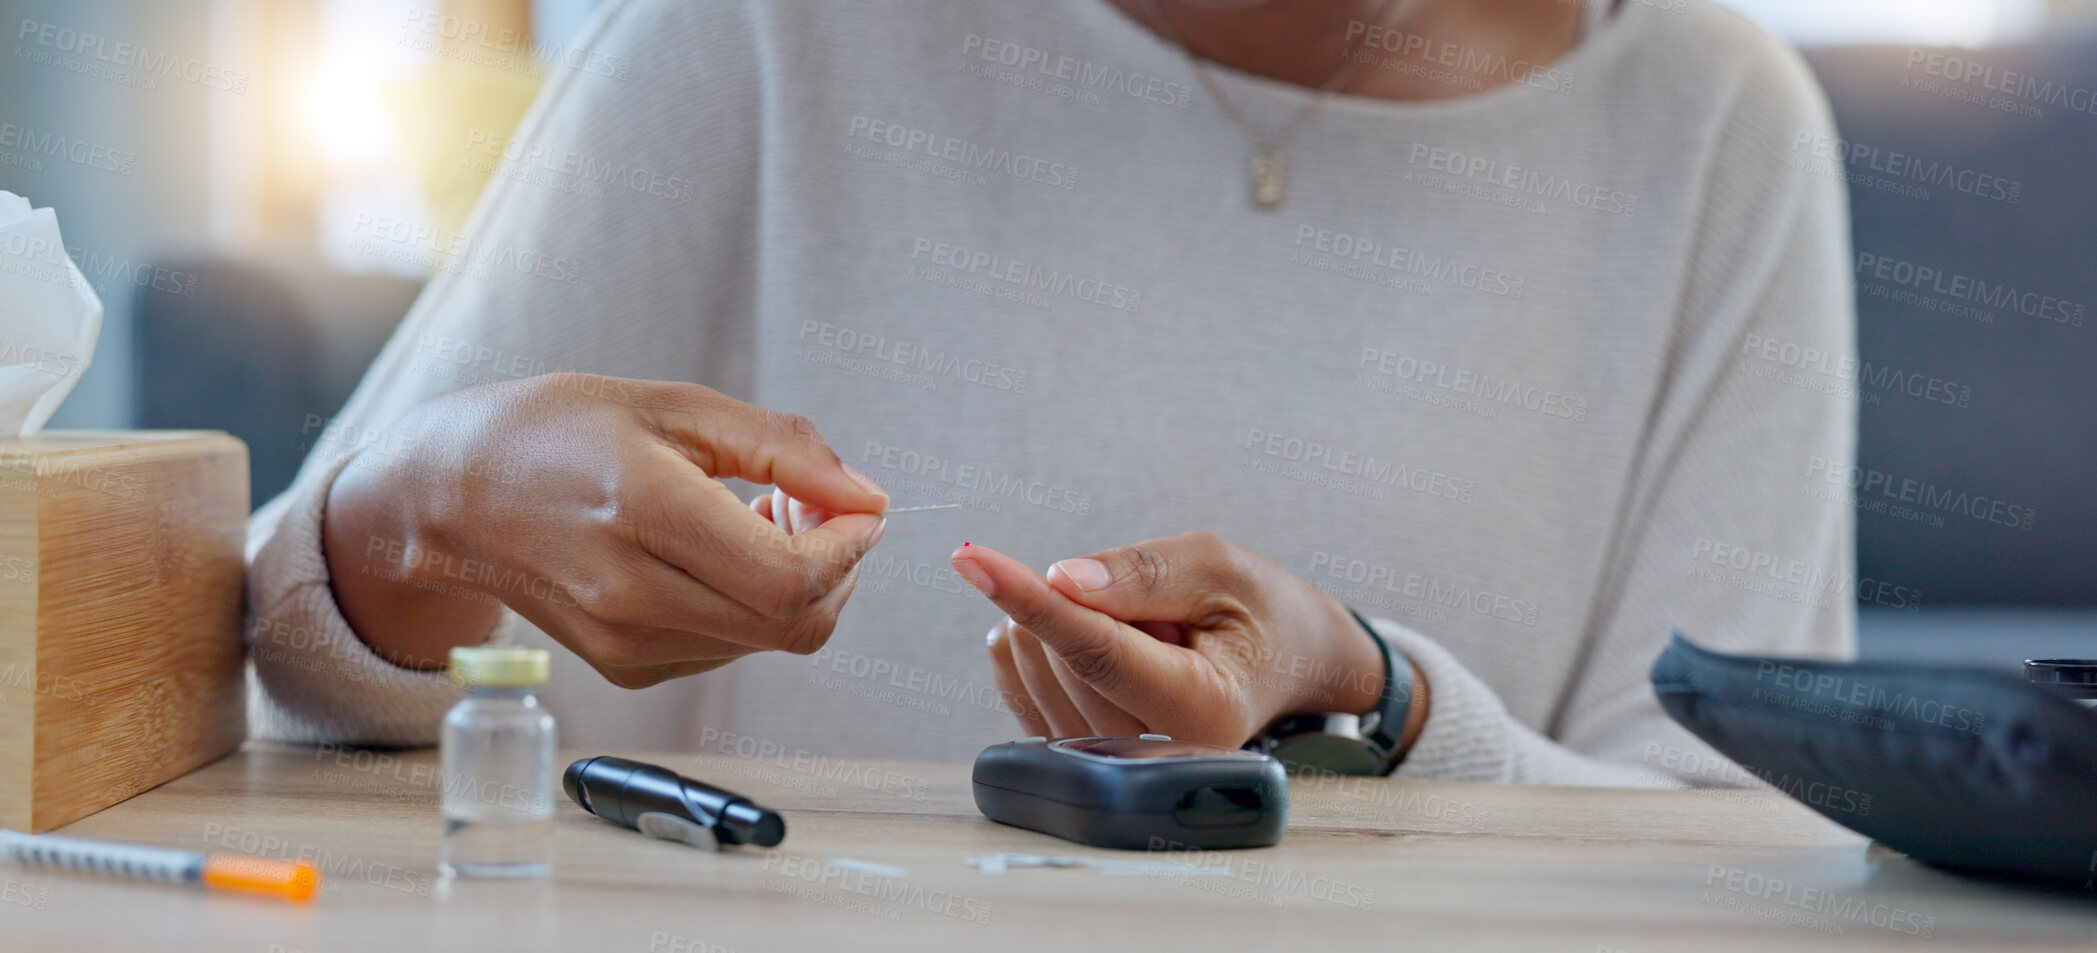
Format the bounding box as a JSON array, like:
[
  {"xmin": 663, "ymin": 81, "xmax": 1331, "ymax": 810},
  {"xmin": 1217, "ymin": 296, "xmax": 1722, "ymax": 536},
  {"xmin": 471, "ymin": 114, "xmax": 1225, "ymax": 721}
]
[
  {"xmin": 1382, "ymin": 37, "xmax": 1858, "ymax": 788},
  {"xmin": 244, "ymin": 0, "xmax": 758, "ymax": 745}
]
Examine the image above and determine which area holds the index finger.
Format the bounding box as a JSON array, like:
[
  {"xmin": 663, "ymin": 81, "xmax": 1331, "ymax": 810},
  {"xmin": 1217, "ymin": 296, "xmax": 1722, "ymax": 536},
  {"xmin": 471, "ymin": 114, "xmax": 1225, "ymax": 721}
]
[
  {"xmin": 639, "ymin": 384, "xmax": 889, "ymax": 515},
  {"xmin": 949, "ymin": 542, "xmax": 1186, "ymax": 708}
]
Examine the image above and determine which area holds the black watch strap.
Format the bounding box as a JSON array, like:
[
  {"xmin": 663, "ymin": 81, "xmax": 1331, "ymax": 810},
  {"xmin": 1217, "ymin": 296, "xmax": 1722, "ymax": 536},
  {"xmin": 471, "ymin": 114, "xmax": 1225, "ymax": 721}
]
[{"xmin": 1351, "ymin": 609, "xmax": 1414, "ymax": 771}]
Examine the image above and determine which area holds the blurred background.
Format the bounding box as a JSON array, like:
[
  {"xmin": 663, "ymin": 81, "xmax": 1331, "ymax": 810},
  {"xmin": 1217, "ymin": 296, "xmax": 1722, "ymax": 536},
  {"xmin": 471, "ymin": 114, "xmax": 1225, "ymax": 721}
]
[{"xmin": 2, "ymin": 0, "xmax": 2093, "ymax": 666}]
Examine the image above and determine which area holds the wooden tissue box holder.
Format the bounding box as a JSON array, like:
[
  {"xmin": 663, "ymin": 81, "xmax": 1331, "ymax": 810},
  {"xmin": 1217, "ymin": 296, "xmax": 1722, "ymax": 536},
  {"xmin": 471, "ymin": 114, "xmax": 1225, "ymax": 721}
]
[{"xmin": 0, "ymin": 431, "xmax": 248, "ymax": 832}]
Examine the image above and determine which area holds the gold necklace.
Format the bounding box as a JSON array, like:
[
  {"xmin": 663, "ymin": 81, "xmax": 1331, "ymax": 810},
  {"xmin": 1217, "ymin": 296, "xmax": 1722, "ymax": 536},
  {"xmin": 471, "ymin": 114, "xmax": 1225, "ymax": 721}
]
[{"xmin": 1137, "ymin": 0, "xmax": 1414, "ymax": 208}]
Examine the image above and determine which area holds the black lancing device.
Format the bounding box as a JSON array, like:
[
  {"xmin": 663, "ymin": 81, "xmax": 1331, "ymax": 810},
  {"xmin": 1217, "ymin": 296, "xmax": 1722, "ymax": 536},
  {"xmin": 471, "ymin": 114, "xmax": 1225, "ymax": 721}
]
[
  {"xmin": 564, "ymin": 755, "xmax": 786, "ymax": 850},
  {"xmin": 972, "ymin": 735, "xmax": 1288, "ymax": 850}
]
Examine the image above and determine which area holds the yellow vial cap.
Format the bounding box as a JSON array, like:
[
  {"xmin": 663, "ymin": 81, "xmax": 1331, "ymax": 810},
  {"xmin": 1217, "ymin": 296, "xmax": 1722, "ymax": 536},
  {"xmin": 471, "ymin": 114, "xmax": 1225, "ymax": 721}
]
[{"xmin": 449, "ymin": 646, "xmax": 551, "ymax": 688}]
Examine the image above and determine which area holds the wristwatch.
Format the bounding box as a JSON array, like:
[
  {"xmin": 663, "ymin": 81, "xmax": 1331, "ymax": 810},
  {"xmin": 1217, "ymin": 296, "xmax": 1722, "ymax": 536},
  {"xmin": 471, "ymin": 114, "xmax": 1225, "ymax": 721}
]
[{"xmin": 1246, "ymin": 610, "xmax": 1414, "ymax": 776}]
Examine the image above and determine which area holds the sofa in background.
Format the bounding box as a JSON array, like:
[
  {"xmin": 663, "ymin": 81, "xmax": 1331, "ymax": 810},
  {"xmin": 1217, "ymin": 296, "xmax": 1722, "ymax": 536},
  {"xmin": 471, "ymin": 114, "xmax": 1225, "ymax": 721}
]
[
  {"xmin": 134, "ymin": 256, "xmax": 421, "ymax": 505},
  {"xmin": 1807, "ymin": 36, "xmax": 2097, "ymax": 665}
]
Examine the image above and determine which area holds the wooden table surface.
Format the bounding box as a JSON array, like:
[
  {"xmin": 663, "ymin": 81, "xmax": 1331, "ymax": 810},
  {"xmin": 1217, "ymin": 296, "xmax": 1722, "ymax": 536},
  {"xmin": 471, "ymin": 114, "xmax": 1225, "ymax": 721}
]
[{"xmin": 2, "ymin": 744, "xmax": 2092, "ymax": 952}]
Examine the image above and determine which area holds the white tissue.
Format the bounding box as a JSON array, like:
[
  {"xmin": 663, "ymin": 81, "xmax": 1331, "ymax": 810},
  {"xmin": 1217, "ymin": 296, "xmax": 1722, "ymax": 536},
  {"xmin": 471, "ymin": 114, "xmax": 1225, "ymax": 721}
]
[{"xmin": 0, "ymin": 191, "xmax": 102, "ymax": 437}]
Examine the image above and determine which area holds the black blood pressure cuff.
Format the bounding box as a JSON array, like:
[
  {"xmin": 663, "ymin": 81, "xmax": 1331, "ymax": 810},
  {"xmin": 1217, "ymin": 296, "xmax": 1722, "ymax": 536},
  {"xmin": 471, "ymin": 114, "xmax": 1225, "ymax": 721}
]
[{"xmin": 1650, "ymin": 632, "xmax": 2097, "ymax": 887}]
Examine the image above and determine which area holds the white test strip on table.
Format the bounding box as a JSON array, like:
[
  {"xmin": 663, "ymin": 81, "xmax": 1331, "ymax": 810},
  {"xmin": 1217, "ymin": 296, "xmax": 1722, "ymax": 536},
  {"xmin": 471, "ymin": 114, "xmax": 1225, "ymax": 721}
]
[
  {"xmin": 828, "ymin": 857, "xmax": 910, "ymax": 878},
  {"xmin": 965, "ymin": 852, "xmax": 1231, "ymax": 877}
]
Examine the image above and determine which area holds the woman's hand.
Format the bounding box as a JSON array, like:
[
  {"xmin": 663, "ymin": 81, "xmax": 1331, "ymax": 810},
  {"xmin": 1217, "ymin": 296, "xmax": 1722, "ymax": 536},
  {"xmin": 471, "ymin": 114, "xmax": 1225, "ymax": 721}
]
[
  {"xmin": 323, "ymin": 373, "xmax": 892, "ymax": 688},
  {"xmin": 950, "ymin": 533, "xmax": 1424, "ymax": 749}
]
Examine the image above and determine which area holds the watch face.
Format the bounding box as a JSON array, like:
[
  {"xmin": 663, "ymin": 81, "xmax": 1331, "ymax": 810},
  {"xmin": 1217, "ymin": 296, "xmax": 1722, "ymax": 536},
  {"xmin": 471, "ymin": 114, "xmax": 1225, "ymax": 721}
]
[
  {"xmin": 1051, "ymin": 737, "xmax": 1269, "ymax": 761},
  {"xmin": 1268, "ymin": 735, "xmax": 1385, "ymax": 776}
]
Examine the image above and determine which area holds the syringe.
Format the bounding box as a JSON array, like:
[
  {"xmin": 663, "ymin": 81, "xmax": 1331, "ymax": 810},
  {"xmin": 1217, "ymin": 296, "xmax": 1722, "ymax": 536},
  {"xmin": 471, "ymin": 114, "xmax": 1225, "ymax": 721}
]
[{"xmin": 0, "ymin": 828, "xmax": 321, "ymax": 902}]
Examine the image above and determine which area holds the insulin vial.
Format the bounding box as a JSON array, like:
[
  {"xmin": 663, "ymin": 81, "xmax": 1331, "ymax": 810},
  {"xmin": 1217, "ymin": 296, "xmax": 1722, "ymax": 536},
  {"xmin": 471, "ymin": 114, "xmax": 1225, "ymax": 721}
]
[
  {"xmin": 441, "ymin": 646, "xmax": 557, "ymax": 879},
  {"xmin": 2024, "ymin": 659, "xmax": 2097, "ymax": 708}
]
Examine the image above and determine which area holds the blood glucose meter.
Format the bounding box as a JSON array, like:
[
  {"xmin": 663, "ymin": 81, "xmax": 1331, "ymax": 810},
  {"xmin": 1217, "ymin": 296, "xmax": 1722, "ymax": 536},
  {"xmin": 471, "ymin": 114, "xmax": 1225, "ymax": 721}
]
[{"xmin": 971, "ymin": 735, "xmax": 1288, "ymax": 850}]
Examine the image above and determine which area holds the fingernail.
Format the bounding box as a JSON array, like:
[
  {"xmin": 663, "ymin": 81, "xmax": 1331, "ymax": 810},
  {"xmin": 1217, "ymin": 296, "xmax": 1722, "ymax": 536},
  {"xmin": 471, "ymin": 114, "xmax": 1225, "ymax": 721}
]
[
  {"xmin": 951, "ymin": 548, "xmax": 995, "ymax": 598},
  {"xmin": 842, "ymin": 463, "xmax": 888, "ymax": 502},
  {"xmin": 1051, "ymin": 558, "xmax": 1111, "ymax": 592},
  {"xmin": 985, "ymin": 624, "xmax": 1003, "ymax": 647},
  {"xmin": 865, "ymin": 518, "xmax": 888, "ymax": 549}
]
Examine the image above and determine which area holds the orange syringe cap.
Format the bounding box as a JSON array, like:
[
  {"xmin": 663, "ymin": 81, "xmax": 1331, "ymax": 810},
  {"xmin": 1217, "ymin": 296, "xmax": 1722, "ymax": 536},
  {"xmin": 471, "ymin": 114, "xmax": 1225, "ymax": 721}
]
[{"xmin": 201, "ymin": 854, "xmax": 322, "ymax": 902}]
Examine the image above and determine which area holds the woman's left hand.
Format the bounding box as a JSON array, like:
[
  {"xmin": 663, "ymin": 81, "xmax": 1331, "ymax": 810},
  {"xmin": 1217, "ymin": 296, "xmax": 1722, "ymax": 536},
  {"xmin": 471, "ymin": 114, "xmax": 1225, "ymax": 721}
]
[{"xmin": 949, "ymin": 532, "xmax": 1397, "ymax": 748}]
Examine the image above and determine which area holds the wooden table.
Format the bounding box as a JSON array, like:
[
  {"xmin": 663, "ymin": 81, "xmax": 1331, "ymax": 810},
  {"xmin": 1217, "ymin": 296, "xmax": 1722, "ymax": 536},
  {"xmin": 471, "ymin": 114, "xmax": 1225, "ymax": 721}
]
[{"xmin": 2, "ymin": 745, "xmax": 2092, "ymax": 952}]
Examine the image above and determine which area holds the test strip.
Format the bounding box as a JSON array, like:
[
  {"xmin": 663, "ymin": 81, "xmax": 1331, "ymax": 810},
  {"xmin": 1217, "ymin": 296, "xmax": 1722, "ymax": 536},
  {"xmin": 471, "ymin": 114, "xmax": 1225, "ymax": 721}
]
[
  {"xmin": 884, "ymin": 504, "xmax": 962, "ymax": 514},
  {"xmin": 828, "ymin": 857, "xmax": 909, "ymax": 878}
]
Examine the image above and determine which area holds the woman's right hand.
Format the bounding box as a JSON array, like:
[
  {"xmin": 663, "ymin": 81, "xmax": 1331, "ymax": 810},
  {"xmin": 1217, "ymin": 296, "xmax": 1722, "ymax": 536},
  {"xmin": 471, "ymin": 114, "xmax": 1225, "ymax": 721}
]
[{"xmin": 321, "ymin": 373, "xmax": 891, "ymax": 688}]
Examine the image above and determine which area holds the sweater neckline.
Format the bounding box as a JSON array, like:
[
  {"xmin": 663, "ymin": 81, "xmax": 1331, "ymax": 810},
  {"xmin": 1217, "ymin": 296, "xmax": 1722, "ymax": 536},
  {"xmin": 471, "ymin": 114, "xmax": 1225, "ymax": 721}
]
[{"xmin": 1068, "ymin": 0, "xmax": 1645, "ymax": 122}]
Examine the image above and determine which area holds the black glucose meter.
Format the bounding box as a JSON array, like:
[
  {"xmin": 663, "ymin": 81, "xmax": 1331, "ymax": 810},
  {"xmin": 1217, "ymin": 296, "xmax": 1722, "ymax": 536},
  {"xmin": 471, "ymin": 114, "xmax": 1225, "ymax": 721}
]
[{"xmin": 971, "ymin": 735, "xmax": 1289, "ymax": 850}]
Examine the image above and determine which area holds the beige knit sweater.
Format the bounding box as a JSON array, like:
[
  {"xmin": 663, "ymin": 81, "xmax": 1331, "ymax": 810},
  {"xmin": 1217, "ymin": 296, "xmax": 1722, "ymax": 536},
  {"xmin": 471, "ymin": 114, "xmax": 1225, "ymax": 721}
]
[{"xmin": 246, "ymin": 0, "xmax": 1856, "ymax": 785}]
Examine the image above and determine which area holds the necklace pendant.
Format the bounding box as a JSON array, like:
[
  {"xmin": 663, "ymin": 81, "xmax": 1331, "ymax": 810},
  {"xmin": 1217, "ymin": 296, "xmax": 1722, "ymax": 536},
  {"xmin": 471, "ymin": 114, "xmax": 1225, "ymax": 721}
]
[{"xmin": 1251, "ymin": 150, "xmax": 1284, "ymax": 208}]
